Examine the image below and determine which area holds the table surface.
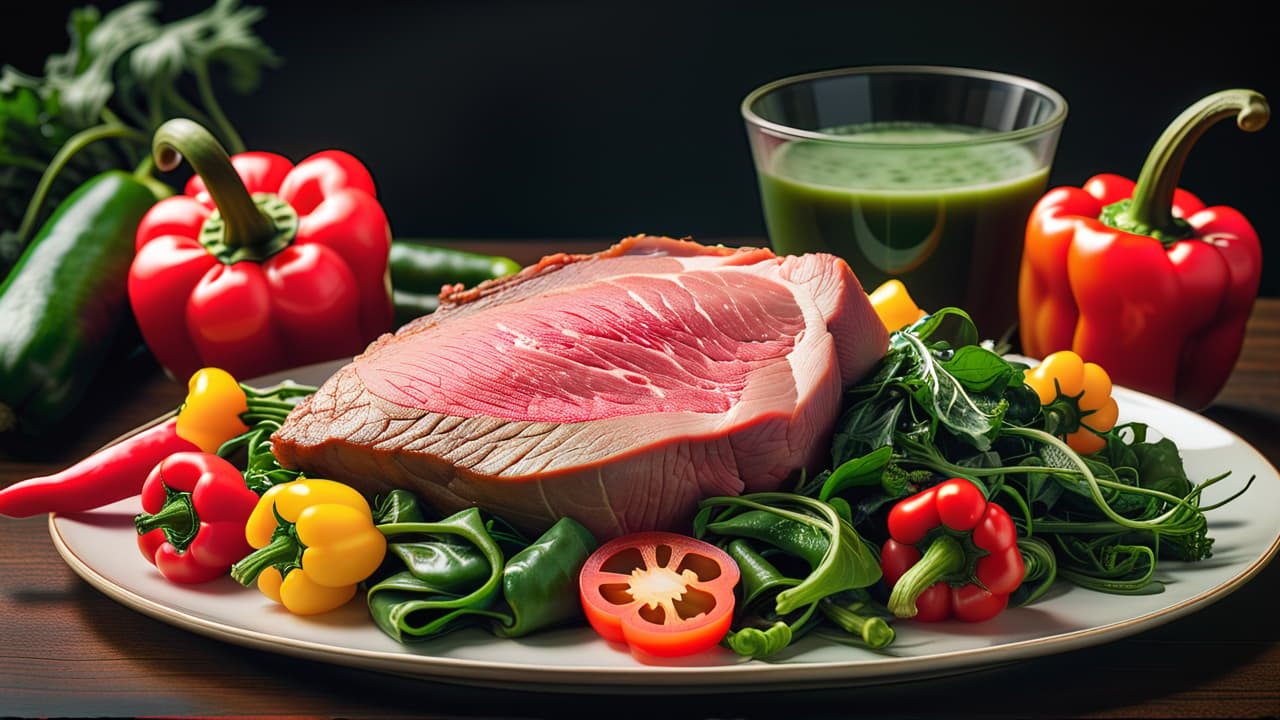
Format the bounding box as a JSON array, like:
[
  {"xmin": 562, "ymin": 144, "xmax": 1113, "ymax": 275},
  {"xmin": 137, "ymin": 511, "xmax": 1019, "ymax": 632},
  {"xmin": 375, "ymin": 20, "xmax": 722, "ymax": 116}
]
[{"xmin": 2, "ymin": 240, "xmax": 1278, "ymax": 719}]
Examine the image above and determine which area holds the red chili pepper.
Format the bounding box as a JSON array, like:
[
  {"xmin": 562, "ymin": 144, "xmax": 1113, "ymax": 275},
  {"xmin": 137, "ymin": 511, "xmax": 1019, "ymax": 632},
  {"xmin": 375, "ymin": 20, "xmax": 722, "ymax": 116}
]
[
  {"xmin": 0, "ymin": 419, "xmax": 196, "ymax": 518},
  {"xmin": 134, "ymin": 451, "xmax": 260, "ymax": 584},
  {"xmin": 879, "ymin": 478, "xmax": 1024, "ymax": 622},
  {"xmin": 128, "ymin": 118, "xmax": 393, "ymax": 381},
  {"xmin": 0, "ymin": 368, "xmax": 248, "ymax": 518},
  {"xmin": 1018, "ymin": 90, "xmax": 1268, "ymax": 409}
]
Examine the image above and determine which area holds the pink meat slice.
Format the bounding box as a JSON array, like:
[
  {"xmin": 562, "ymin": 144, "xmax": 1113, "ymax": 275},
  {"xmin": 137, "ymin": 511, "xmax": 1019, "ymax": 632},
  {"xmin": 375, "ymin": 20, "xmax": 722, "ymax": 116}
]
[{"xmin": 270, "ymin": 235, "xmax": 888, "ymax": 540}]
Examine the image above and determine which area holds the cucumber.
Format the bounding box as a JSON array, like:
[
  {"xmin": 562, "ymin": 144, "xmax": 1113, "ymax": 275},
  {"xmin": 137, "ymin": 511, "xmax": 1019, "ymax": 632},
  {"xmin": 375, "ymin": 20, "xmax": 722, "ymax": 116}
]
[
  {"xmin": 0, "ymin": 170, "xmax": 158, "ymax": 437},
  {"xmin": 390, "ymin": 241, "xmax": 522, "ymax": 293},
  {"xmin": 389, "ymin": 240, "xmax": 522, "ymax": 326}
]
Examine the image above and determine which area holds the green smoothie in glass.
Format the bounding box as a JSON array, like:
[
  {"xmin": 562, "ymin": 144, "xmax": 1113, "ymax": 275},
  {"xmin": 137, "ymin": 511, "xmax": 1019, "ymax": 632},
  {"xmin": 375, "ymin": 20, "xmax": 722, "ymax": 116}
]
[
  {"xmin": 758, "ymin": 122, "xmax": 1049, "ymax": 337},
  {"xmin": 742, "ymin": 66, "xmax": 1066, "ymax": 339}
]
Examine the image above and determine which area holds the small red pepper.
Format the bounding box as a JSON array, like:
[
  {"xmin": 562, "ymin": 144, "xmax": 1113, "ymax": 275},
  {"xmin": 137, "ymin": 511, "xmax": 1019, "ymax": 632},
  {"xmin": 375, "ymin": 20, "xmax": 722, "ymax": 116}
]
[
  {"xmin": 880, "ymin": 478, "xmax": 1024, "ymax": 622},
  {"xmin": 134, "ymin": 451, "xmax": 260, "ymax": 584},
  {"xmin": 1018, "ymin": 89, "xmax": 1268, "ymax": 410},
  {"xmin": 0, "ymin": 418, "xmax": 197, "ymax": 518},
  {"xmin": 128, "ymin": 118, "xmax": 394, "ymax": 382},
  {"xmin": 0, "ymin": 368, "xmax": 248, "ymax": 518}
]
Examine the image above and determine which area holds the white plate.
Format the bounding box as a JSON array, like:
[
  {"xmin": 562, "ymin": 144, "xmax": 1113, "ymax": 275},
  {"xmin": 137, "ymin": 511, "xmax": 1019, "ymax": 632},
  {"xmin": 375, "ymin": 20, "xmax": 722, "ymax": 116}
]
[{"xmin": 49, "ymin": 382, "xmax": 1280, "ymax": 694}]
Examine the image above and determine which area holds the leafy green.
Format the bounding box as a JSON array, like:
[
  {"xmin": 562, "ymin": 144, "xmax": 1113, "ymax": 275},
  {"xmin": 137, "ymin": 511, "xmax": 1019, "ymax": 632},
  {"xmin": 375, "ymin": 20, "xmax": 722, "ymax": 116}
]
[
  {"xmin": 368, "ymin": 506, "xmax": 597, "ymax": 643},
  {"xmin": 0, "ymin": 0, "xmax": 277, "ymax": 268},
  {"xmin": 694, "ymin": 492, "xmax": 886, "ymax": 658},
  {"xmin": 813, "ymin": 309, "xmax": 1252, "ymax": 596}
]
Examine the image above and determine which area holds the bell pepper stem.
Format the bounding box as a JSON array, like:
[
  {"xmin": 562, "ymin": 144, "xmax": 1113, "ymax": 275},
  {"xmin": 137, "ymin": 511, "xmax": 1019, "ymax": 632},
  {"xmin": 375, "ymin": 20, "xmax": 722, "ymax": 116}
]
[
  {"xmin": 1120, "ymin": 89, "xmax": 1269, "ymax": 243},
  {"xmin": 134, "ymin": 492, "xmax": 199, "ymax": 552},
  {"xmin": 229, "ymin": 531, "xmax": 301, "ymax": 587},
  {"xmin": 152, "ymin": 118, "xmax": 275, "ymax": 251},
  {"xmin": 887, "ymin": 534, "xmax": 966, "ymax": 618}
]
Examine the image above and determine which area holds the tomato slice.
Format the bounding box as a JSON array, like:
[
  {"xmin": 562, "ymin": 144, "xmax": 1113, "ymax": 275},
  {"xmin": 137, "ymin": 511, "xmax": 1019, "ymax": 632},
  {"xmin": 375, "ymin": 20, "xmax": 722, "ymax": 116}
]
[{"xmin": 578, "ymin": 531, "xmax": 740, "ymax": 659}]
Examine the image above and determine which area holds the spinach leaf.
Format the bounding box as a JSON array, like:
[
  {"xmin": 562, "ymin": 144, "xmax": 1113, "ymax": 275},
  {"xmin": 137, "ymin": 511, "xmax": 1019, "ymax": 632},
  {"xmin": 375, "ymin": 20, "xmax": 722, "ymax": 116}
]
[{"xmin": 811, "ymin": 307, "xmax": 1247, "ymax": 597}]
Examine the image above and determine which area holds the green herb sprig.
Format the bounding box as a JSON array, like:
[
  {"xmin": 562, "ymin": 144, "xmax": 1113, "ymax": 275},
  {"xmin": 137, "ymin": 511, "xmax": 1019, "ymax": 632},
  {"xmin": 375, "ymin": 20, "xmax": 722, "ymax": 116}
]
[{"xmin": 0, "ymin": 0, "xmax": 278, "ymax": 267}]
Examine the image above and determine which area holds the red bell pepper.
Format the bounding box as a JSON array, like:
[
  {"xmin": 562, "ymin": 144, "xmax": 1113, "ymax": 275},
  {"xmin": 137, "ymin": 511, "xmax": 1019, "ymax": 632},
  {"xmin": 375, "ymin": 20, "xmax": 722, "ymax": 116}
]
[
  {"xmin": 128, "ymin": 118, "xmax": 393, "ymax": 382},
  {"xmin": 880, "ymin": 478, "xmax": 1024, "ymax": 623},
  {"xmin": 134, "ymin": 451, "xmax": 260, "ymax": 584},
  {"xmin": 1018, "ymin": 89, "xmax": 1268, "ymax": 409}
]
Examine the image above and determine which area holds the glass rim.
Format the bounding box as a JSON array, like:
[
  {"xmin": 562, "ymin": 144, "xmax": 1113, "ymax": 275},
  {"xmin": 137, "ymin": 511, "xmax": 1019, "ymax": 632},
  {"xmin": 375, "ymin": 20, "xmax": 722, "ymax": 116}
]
[{"xmin": 741, "ymin": 64, "xmax": 1069, "ymax": 147}]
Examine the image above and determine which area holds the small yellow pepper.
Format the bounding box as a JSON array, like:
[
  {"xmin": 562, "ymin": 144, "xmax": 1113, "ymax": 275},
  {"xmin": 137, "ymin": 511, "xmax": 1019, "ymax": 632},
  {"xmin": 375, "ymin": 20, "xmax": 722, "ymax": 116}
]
[
  {"xmin": 230, "ymin": 478, "xmax": 387, "ymax": 615},
  {"xmin": 868, "ymin": 279, "xmax": 926, "ymax": 332},
  {"xmin": 1024, "ymin": 350, "xmax": 1120, "ymax": 455},
  {"xmin": 175, "ymin": 367, "xmax": 250, "ymax": 453}
]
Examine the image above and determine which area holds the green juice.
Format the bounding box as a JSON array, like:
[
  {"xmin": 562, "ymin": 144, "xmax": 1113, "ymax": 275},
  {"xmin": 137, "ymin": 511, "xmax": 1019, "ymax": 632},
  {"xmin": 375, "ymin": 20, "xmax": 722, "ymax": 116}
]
[{"xmin": 758, "ymin": 123, "xmax": 1049, "ymax": 337}]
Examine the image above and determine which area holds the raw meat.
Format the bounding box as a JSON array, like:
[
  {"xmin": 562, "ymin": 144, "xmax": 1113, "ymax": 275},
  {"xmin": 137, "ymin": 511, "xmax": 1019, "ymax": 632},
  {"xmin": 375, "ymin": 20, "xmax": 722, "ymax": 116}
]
[{"xmin": 270, "ymin": 235, "xmax": 888, "ymax": 540}]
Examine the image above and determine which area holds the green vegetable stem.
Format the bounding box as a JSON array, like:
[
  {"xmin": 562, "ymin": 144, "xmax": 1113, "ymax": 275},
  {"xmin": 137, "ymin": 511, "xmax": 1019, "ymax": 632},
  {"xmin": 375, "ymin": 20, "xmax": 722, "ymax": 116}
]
[{"xmin": 694, "ymin": 492, "xmax": 887, "ymax": 658}]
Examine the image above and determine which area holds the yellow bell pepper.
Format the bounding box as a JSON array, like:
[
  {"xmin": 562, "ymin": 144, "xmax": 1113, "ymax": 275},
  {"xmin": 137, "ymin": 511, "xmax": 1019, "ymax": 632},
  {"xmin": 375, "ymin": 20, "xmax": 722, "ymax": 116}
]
[
  {"xmin": 175, "ymin": 367, "xmax": 250, "ymax": 453},
  {"xmin": 868, "ymin": 279, "xmax": 926, "ymax": 332},
  {"xmin": 1024, "ymin": 350, "xmax": 1120, "ymax": 455},
  {"xmin": 230, "ymin": 478, "xmax": 387, "ymax": 615}
]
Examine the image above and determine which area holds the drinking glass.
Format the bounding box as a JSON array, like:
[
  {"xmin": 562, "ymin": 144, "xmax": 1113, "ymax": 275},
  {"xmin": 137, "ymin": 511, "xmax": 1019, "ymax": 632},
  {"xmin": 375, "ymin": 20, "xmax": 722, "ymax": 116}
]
[{"xmin": 742, "ymin": 65, "xmax": 1067, "ymax": 337}]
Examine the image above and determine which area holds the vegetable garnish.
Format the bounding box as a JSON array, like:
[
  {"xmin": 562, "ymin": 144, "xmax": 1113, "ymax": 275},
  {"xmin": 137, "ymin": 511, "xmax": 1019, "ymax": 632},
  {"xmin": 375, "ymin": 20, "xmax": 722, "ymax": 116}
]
[
  {"xmin": 0, "ymin": 416, "xmax": 198, "ymax": 518},
  {"xmin": 367, "ymin": 496, "xmax": 596, "ymax": 642},
  {"xmin": 579, "ymin": 531, "xmax": 740, "ymax": 659},
  {"xmin": 1024, "ymin": 350, "xmax": 1119, "ymax": 455},
  {"xmin": 134, "ymin": 451, "xmax": 259, "ymax": 585},
  {"xmin": 880, "ymin": 478, "xmax": 1024, "ymax": 622},
  {"xmin": 230, "ymin": 478, "xmax": 387, "ymax": 616},
  {"xmin": 807, "ymin": 307, "xmax": 1253, "ymax": 596},
  {"xmin": 694, "ymin": 493, "xmax": 889, "ymax": 656},
  {"xmin": 175, "ymin": 368, "xmax": 250, "ymax": 454},
  {"xmin": 1019, "ymin": 89, "xmax": 1268, "ymax": 410},
  {"xmin": 128, "ymin": 118, "xmax": 395, "ymax": 381}
]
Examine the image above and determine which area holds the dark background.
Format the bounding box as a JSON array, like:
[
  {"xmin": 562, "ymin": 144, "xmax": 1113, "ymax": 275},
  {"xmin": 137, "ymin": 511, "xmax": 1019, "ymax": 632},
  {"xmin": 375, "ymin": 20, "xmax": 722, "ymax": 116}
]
[{"xmin": 8, "ymin": 0, "xmax": 1278, "ymax": 295}]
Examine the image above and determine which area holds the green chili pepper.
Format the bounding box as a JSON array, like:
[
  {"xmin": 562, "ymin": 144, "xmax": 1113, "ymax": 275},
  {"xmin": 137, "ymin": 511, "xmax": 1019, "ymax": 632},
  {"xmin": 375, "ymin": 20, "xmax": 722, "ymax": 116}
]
[
  {"xmin": 817, "ymin": 590, "xmax": 896, "ymax": 649},
  {"xmin": 491, "ymin": 517, "xmax": 596, "ymax": 638}
]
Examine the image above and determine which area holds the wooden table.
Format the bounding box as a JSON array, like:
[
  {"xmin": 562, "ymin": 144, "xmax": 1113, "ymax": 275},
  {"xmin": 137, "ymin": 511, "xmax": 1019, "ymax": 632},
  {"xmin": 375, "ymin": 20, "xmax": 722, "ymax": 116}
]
[{"xmin": 2, "ymin": 243, "xmax": 1277, "ymax": 718}]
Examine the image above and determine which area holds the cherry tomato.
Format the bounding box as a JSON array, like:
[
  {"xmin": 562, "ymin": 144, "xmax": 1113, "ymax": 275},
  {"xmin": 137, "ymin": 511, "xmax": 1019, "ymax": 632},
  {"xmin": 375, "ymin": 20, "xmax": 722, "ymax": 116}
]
[{"xmin": 578, "ymin": 531, "xmax": 740, "ymax": 659}]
